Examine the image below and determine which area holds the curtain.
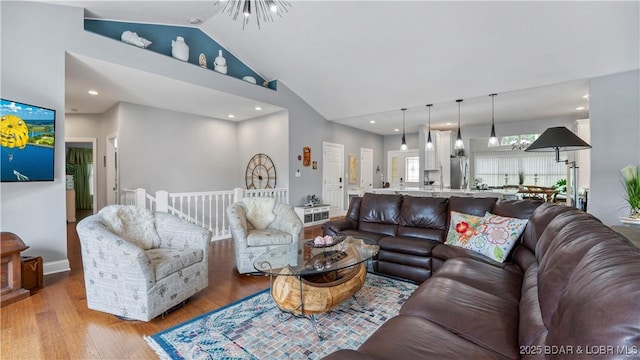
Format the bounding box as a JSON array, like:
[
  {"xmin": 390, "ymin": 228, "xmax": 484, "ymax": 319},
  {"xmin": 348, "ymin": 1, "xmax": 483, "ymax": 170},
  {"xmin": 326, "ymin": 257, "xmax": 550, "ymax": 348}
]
[
  {"xmin": 67, "ymin": 148, "xmax": 93, "ymax": 210},
  {"xmin": 474, "ymin": 151, "xmax": 565, "ymax": 188}
]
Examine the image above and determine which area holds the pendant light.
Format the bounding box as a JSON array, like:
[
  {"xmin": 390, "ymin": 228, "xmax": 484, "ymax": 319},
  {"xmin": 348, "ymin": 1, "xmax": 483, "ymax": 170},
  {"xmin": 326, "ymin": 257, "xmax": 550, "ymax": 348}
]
[
  {"xmin": 454, "ymin": 99, "xmax": 464, "ymax": 151},
  {"xmin": 243, "ymin": 0, "xmax": 251, "ymax": 17},
  {"xmin": 400, "ymin": 108, "xmax": 408, "ymax": 151},
  {"xmin": 426, "ymin": 104, "xmax": 434, "ymax": 151},
  {"xmin": 488, "ymin": 93, "xmax": 499, "ymax": 147}
]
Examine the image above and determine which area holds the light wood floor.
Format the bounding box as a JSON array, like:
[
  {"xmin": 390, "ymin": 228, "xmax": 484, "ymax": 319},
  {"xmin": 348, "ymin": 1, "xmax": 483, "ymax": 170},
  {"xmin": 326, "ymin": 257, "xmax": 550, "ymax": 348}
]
[{"xmin": 1, "ymin": 216, "xmax": 325, "ymax": 359}]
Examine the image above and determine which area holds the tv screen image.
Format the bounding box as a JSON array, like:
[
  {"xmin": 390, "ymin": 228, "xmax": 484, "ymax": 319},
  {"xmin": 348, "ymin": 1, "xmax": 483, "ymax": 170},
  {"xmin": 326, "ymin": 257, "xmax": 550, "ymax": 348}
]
[{"xmin": 1, "ymin": 99, "xmax": 56, "ymax": 182}]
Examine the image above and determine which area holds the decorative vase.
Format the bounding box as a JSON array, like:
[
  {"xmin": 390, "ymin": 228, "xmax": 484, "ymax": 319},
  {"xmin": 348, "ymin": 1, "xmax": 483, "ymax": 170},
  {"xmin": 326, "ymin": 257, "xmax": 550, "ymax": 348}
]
[
  {"xmin": 630, "ymin": 207, "xmax": 640, "ymax": 219},
  {"xmin": 171, "ymin": 36, "xmax": 189, "ymax": 62},
  {"xmin": 214, "ymin": 50, "xmax": 228, "ymax": 74}
]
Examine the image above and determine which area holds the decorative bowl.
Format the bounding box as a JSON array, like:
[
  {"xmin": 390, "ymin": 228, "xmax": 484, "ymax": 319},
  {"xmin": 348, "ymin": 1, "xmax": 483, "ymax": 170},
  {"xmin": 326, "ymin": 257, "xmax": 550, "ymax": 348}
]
[{"xmin": 305, "ymin": 234, "xmax": 346, "ymax": 248}]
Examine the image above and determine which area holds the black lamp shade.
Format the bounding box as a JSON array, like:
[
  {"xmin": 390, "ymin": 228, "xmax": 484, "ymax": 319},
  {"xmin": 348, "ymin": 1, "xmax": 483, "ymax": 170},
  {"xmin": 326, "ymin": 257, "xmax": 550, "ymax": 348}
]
[{"xmin": 525, "ymin": 126, "xmax": 591, "ymax": 162}]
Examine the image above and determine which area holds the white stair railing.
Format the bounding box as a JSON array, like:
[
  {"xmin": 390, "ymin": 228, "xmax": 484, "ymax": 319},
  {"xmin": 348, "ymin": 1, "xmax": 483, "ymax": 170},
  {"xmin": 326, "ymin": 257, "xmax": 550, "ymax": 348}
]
[{"xmin": 121, "ymin": 187, "xmax": 289, "ymax": 241}]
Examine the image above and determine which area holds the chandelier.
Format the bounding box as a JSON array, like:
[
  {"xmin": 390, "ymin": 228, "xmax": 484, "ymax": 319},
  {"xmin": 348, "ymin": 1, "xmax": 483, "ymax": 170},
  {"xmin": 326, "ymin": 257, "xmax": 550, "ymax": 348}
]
[{"xmin": 214, "ymin": 0, "xmax": 292, "ymax": 29}]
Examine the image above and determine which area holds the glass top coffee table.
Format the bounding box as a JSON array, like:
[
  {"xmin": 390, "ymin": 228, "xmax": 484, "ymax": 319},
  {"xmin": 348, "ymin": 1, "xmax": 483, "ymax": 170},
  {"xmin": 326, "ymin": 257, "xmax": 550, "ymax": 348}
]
[{"xmin": 253, "ymin": 236, "xmax": 379, "ymax": 339}]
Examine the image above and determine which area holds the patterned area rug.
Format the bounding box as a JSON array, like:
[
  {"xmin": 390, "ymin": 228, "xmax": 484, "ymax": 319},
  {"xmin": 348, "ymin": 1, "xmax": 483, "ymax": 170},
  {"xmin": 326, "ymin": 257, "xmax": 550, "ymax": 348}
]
[{"xmin": 145, "ymin": 273, "xmax": 417, "ymax": 359}]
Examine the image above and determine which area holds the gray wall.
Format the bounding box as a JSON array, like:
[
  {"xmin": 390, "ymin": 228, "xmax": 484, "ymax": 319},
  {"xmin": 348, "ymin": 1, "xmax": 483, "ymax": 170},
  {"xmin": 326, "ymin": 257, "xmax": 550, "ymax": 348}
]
[
  {"xmin": 118, "ymin": 102, "xmax": 239, "ymax": 193},
  {"xmin": 237, "ymin": 110, "xmax": 289, "ymax": 191},
  {"xmin": 589, "ymin": 70, "xmax": 640, "ymax": 225}
]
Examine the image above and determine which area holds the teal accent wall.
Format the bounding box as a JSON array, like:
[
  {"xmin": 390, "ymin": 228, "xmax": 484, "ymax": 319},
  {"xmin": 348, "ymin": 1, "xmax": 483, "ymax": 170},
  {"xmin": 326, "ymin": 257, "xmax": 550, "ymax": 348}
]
[{"xmin": 84, "ymin": 19, "xmax": 277, "ymax": 90}]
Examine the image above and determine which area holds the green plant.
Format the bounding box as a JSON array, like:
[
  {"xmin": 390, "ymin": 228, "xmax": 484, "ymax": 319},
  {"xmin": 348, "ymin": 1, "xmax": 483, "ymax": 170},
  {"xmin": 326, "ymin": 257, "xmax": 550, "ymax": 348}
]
[
  {"xmin": 621, "ymin": 165, "xmax": 640, "ymax": 210},
  {"xmin": 553, "ymin": 179, "xmax": 567, "ymax": 193},
  {"xmin": 518, "ymin": 170, "xmax": 524, "ymax": 185},
  {"xmin": 65, "ymin": 163, "xmax": 76, "ymax": 176}
]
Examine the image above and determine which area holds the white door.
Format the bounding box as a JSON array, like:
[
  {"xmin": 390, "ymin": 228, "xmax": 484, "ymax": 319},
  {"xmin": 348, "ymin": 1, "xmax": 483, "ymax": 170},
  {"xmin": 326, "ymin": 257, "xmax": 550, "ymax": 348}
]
[
  {"xmin": 360, "ymin": 148, "xmax": 373, "ymax": 192},
  {"xmin": 387, "ymin": 149, "xmax": 419, "ymax": 187},
  {"xmin": 106, "ymin": 133, "xmax": 119, "ymax": 205},
  {"xmin": 323, "ymin": 142, "xmax": 344, "ymax": 216}
]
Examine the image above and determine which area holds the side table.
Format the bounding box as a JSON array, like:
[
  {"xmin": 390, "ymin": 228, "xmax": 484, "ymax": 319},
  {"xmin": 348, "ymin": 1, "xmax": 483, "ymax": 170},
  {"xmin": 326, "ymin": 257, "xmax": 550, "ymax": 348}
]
[{"xmin": 1, "ymin": 232, "xmax": 30, "ymax": 307}]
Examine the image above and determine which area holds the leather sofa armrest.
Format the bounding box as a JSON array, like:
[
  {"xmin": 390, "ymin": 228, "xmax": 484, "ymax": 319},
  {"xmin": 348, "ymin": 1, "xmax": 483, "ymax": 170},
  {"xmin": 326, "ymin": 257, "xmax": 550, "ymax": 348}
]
[
  {"xmin": 432, "ymin": 243, "xmax": 508, "ymax": 269},
  {"xmin": 322, "ymin": 218, "xmax": 358, "ymax": 236}
]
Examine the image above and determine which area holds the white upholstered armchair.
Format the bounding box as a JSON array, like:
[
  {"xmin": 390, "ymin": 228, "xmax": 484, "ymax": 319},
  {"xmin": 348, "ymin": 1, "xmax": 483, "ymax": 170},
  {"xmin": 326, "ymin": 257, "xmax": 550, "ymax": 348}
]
[
  {"xmin": 226, "ymin": 197, "xmax": 303, "ymax": 274},
  {"xmin": 76, "ymin": 205, "xmax": 211, "ymax": 321}
]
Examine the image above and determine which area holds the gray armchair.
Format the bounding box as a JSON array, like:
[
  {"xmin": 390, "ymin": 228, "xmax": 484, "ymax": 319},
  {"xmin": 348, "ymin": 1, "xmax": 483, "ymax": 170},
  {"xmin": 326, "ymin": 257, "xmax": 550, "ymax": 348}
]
[
  {"xmin": 76, "ymin": 205, "xmax": 211, "ymax": 321},
  {"xmin": 226, "ymin": 197, "xmax": 303, "ymax": 274}
]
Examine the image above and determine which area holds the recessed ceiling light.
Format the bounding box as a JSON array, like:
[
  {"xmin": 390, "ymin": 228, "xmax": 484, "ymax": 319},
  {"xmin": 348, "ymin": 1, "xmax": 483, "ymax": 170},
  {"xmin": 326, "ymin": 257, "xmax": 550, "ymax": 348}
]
[
  {"xmin": 88, "ymin": 90, "xmax": 99, "ymax": 95},
  {"xmin": 576, "ymin": 107, "xmax": 585, "ymax": 110},
  {"xmin": 369, "ymin": 120, "xmax": 375, "ymax": 124},
  {"xmin": 583, "ymin": 94, "xmax": 589, "ymax": 99},
  {"xmin": 254, "ymin": 106, "xmax": 262, "ymax": 111},
  {"xmin": 446, "ymin": 122, "xmax": 452, "ymax": 126},
  {"xmin": 394, "ymin": 128, "xmax": 399, "ymax": 132},
  {"xmin": 228, "ymin": 114, "xmax": 235, "ymax": 118},
  {"xmin": 189, "ymin": 18, "xmax": 201, "ymax": 24}
]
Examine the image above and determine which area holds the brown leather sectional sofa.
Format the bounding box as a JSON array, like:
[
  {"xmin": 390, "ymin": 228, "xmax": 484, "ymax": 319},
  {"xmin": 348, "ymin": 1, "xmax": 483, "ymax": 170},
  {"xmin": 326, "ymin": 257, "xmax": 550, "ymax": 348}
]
[{"xmin": 322, "ymin": 193, "xmax": 640, "ymax": 359}]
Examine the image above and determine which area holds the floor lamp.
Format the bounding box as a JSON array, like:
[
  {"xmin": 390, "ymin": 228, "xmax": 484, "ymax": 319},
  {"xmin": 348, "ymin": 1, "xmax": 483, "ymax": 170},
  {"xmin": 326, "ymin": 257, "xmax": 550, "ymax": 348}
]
[{"xmin": 525, "ymin": 127, "xmax": 592, "ymax": 208}]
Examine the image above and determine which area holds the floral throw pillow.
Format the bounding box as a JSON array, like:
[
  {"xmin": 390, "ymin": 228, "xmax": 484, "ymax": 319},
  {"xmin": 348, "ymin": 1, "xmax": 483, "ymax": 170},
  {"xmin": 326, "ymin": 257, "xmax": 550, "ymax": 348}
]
[
  {"xmin": 445, "ymin": 211, "xmax": 484, "ymax": 246},
  {"xmin": 445, "ymin": 211, "xmax": 529, "ymax": 263}
]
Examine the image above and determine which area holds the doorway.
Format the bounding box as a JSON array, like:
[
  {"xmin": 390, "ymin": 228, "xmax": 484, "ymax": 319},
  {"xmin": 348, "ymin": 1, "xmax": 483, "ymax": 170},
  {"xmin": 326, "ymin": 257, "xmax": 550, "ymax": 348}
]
[
  {"xmin": 387, "ymin": 149, "xmax": 420, "ymax": 188},
  {"xmin": 65, "ymin": 137, "xmax": 97, "ymax": 220},
  {"xmin": 322, "ymin": 142, "xmax": 344, "ymax": 216}
]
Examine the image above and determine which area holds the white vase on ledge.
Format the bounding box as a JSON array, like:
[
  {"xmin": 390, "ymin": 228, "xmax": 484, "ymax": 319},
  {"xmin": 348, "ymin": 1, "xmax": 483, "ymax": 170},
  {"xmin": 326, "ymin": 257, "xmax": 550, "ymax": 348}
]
[
  {"xmin": 214, "ymin": 50, "xmax": 228, "ymax": 74},
  {"xmin": 171, "ymin": 36, "xmax": 189, "ymax": 62}
]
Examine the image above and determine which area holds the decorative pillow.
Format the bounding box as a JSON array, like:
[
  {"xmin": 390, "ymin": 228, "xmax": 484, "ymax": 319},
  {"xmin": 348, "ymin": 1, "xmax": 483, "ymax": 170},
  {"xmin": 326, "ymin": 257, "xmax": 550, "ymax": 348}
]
[
  {"xmin": 445, "ymin": 211, "xmax": 484, "ymax": 246},
  {"xmin": 472, "ymin": 212, "xmax": 528, "ymax": 262},
  {"xmin": 242, "ymin": 197, "xmax": 276, "ymax": 230},
  {"xmin": 446, "ymin": 210, "xmax": 528, "ymax": 263},
  {"xmin": 99, "ymin": 205, "xmax": 161, "ymax": 250}
]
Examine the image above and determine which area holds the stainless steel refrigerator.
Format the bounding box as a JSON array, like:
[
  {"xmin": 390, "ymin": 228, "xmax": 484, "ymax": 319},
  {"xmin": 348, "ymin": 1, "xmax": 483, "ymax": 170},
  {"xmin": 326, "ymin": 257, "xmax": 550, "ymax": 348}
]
[{"xmin": 450, "ymin": 156, "xmax": 468, "ymax": 190}]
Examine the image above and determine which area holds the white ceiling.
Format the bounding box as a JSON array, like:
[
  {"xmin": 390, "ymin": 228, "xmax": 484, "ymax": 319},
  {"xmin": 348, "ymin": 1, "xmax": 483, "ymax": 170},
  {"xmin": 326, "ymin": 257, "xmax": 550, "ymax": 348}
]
[{"xmin": 50, "ymin": 0, "xmax": 639, "ymax": 135}]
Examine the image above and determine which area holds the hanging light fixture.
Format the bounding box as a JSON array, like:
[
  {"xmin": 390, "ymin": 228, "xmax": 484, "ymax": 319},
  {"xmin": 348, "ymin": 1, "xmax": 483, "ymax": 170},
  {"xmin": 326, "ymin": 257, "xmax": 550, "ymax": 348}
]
[
  {"xmin": 488, "ymin": 93, "xmax": 499, "ymax": 147},
  {"xmin": 214, "ymin": 0, "xmax": 292, "ymax": 29},
  {"xmin": 426, "ymin": 104, "xmax": 434, "ymax": 151},
  {"xmin": 454, "ymin": 99, "xmax": 464, "ymax": 152},
  {"xmin": 400, "ymin": 108, "xmax": 408, "ymax": 151}
]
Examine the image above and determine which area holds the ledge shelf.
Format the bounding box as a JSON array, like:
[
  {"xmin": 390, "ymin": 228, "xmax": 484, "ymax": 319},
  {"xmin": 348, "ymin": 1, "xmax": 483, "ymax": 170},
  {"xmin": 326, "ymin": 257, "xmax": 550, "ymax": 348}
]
[{"xmin": 84, "ymin": 19, "xmax": 277, "ymax": 90}]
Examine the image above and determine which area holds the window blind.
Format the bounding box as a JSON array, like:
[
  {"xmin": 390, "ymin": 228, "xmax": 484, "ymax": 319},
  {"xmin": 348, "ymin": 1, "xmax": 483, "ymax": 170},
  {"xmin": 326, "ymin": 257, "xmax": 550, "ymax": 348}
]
[{"xmin": 474, "ymin": 151, "xmax": 565, "ymax": 187}]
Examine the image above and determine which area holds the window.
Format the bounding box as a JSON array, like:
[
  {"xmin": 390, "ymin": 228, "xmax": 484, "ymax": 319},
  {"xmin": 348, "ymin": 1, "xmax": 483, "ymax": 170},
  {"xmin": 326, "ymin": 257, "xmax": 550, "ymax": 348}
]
[
  {"xmin": 405, "ymin": 156, "xmax": 419, "ymax": 183},
  {"xmin": 474, "ymin": 151, "xmax": 565, "ymax": 188},
  {"xmin": 500, "ymin": 134, "xmax": 539, "ymax": 150}
]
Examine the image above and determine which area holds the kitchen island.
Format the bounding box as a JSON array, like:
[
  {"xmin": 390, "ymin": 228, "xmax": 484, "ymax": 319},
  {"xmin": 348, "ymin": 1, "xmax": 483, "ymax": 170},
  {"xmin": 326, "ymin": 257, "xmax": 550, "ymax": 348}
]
[{"xmin": 370, "ymin": 187, "xmax": 519, "ymax": 200}]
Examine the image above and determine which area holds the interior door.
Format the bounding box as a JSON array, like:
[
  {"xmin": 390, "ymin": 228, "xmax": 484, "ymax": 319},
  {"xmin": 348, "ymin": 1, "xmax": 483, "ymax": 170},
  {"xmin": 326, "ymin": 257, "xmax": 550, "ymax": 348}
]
[
  {"xmin": 360, "ymin": 148, "xmax": 373, "ymax": 192},
  {"xmin": 106, "ymin": 133, "xmax": 119, "ymax": 205},
  {"xmin": 323, "ymin": 142, "xmax": 344, "ymax": 216}
]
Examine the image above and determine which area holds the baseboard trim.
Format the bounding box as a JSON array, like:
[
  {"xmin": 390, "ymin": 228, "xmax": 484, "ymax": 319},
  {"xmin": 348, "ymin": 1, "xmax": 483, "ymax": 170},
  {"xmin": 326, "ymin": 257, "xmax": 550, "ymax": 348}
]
[{"xmin": 44, "ymin": 259, "xmax": 71, "ymax": 275}]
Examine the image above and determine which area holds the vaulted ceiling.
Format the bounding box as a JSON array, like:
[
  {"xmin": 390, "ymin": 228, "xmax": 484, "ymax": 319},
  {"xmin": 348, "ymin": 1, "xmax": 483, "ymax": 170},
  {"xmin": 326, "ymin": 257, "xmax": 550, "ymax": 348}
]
[{"xmin": 54, "ymin": 1, "xmax": 639, "ymax": 135}]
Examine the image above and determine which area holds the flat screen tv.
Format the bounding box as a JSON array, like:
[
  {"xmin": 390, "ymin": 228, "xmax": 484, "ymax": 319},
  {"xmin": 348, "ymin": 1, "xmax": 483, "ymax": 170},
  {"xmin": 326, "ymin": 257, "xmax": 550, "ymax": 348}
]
[{"xmin": 1, "ymin": 98, "xmax": 56, "ymax": 182}]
